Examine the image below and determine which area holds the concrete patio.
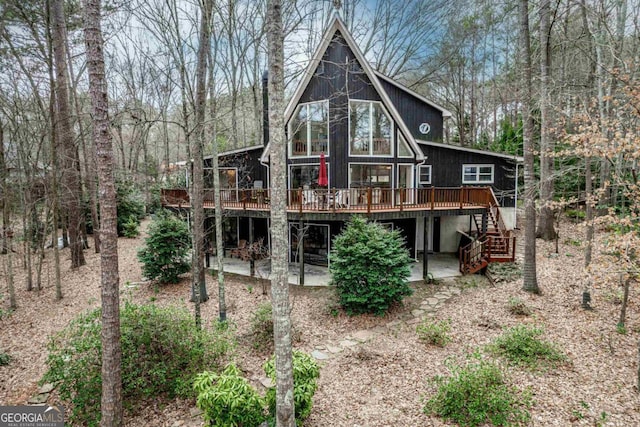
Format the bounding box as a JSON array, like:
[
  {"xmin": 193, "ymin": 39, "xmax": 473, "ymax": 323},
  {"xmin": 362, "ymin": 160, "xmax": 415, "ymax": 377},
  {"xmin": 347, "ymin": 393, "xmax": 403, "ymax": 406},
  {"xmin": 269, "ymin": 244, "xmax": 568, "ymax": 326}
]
[{"xmin": 207, "ymin": 253, "xmax": 461, "ymax": 287}]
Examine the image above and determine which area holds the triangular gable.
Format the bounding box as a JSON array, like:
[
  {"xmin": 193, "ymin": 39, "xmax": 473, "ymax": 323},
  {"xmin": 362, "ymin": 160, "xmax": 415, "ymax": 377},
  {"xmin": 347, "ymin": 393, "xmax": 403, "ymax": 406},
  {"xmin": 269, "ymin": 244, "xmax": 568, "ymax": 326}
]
[{"xmin": 261, "ymin": 14, "xmax": 425, "ymax": 163}]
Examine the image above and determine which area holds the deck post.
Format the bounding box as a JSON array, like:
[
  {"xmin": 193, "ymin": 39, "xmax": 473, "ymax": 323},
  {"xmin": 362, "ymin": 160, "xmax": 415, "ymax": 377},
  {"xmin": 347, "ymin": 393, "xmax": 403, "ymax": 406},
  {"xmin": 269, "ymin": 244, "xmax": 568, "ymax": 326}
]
[
  {"xmin": 423, "ymin": 216, "xmax": 429, "ymax": 280},
  {"xmin": 249, "ymin": 217, "xmax": 255, "ymax": 276},
  {"xmin": 367, "ymin": 187, "xmax": 372, "ymax": 214},
  {"xmin": 481, "ymin": 211, "xmax": 488, "ymax": 234},
  {"xmin": 298, "ymin": 218, "xmax": 304, "ymax": 285},
  {"xmin": 431, "ymin": 187, "xmax": 435, "ymax": 210},
  {"xmin": 298, "ymin": 188, "xmax": 303, "ymax": 213},
  {"xmin": 460, "ymin": 186, "xmax": 464, "ymax": 209},
  {"xmin": 399, "ymin": 188, "xmax": 404, "ymax": 212}
]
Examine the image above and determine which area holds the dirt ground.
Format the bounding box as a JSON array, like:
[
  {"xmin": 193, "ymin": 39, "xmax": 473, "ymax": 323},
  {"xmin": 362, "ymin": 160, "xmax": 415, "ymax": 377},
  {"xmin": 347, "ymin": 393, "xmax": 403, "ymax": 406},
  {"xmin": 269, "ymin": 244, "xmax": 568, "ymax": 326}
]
[{"xmin": 1, "ymin": 217, "xmax": 639, "ymax": 426}]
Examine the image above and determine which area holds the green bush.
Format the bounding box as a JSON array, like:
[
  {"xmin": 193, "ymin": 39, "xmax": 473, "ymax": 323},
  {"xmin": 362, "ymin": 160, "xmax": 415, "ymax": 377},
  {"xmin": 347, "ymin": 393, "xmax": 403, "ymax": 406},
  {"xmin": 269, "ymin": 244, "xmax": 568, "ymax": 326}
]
[
  {"xmin": 565, "ymin": 209, "xmax": 586, "ymax": 222},
  {"xmin": 264, "ymin": 350, "xmax": 320, "ymax": 425},
  {"xmin": 489, "ymin": 324, "xmax": 565, "ymax": 369},
  {"xmin": 194, "ymin": 364, "xmax": 266, "ymax": 427},
  {"xmin": 329, "ymin": 216, "xmax": 413, "ymax": 315},
  {"xmin": 424, "ymin": 355, "xmax": 531, "ymax": 426},
  {"xmin": 116, "ymin": 179, "xmax": 145, "ymax": 236},
  {"xmin": 122, "ymin": 215, "xmax": 140, "ymax": 238},
  {"xmin": 417, "ymin": 319, "xmax": 452, "ymax": 347},
  {"xmin": 0, "ymin": 352, "xmax": 11, "ymax": 366},
  {"xmin": 250, "ymin": 303, "xmax": 274, "ymax": 352},
  {"xmin": 42, "ymin": 303, "xmax": 233, "ymax": 426},
  {"xmin": 138, "ymin": 210, "xmax": 191, "ymax": 284}
]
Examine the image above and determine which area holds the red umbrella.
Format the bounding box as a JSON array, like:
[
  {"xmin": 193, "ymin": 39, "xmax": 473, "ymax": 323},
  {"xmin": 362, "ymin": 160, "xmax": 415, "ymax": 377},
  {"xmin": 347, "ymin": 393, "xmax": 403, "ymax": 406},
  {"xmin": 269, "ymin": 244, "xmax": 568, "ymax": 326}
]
[{"xmin": 318, "ymin": 152, "xmax": 328, "ymax": 187}]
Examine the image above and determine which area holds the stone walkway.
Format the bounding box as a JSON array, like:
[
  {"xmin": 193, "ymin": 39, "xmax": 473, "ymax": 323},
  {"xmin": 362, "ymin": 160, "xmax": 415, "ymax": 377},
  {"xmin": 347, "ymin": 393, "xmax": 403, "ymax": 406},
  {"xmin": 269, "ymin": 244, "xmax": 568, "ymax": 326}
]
[{"xmin": 306, "ymin": 284, "xmax": 462, "ymax": 361}]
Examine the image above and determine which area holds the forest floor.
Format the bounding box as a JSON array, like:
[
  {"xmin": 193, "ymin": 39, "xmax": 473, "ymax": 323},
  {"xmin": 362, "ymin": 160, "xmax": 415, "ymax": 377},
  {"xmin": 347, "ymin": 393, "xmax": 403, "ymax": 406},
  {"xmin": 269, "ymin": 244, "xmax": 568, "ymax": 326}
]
[{"xmin": 1, "ymin": 216, "xmax": 639, "ymax": 426}]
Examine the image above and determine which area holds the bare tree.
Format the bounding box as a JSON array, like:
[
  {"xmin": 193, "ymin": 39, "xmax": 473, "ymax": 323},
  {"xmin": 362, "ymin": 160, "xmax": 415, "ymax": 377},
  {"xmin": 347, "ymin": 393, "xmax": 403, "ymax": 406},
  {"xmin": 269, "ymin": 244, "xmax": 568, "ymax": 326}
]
[
  {"xmin": 82, "ymin": 0, "xmax": 123, "ymax": 424},
  {"xmin": 267, "ymin": 0, "xmax": 295, "ymax": 424},
  {"xmin": 519, "ymin": 0, "xmax": 539, "ymax": 294},
  {"xmin": 51, "ymin": 0, "xmax": 85, "ymax": 268}
]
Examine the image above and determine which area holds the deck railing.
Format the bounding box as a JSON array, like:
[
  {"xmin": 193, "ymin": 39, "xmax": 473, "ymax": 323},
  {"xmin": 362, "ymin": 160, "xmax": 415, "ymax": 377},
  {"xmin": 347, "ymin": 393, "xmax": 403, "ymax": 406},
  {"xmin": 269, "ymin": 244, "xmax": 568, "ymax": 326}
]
[{"xmin": 161, "ymin": 186, "xmax": 495, "ymax": 213}]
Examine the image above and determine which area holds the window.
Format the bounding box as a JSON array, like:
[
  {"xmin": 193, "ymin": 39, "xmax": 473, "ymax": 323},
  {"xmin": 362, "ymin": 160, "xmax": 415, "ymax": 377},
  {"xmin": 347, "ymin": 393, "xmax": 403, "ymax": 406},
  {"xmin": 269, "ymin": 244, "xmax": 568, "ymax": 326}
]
[
  {"xmin": 289, "ymin": 164, "xmax": 329, "ymax": 189},
  {"xmin": 290, "ymin": 101, "xmax": 328, "ymax": 157},
  {"xmin": 397, "ymin": 133, "xmax": 412, "ymax": 158},
  {"xmin": 349, "ymin": 100, "xmax": 392, "ymax": 156},
  {"xmin": 204, "ymin": 167, "xmax": 237, "ymax": 189},
  {"xmin": 349, "ymin": 164, "xmax": 392, "ymax": 188},
  {"xmin": 462, "ymin": 164, "xmax": 494, "ymax": 184},
  {"xmin": 418, "ymin": 165, "xmax": 432, "ymax": 186}
]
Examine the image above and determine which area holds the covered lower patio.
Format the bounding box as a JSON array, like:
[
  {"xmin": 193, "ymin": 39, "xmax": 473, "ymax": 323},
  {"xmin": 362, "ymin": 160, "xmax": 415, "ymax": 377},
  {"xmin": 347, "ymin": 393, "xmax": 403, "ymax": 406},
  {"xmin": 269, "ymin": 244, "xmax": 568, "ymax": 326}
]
[{"xmin": 205, "ymin": 253, "xmax": 461, "ymax": 287}]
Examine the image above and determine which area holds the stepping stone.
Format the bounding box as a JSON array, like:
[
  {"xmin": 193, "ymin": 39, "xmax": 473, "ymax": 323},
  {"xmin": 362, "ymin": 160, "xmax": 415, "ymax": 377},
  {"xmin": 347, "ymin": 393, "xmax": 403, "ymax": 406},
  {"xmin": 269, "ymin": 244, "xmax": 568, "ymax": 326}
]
[
  {"xmin": 425, "ymin": 297, "xmax": 440, "ymax": 305},
  {"xmin": 311, "ymin": 350, "xmax": 330, "ymax": 360},
  {"xmin": 411, "ymin": 309, "xmax": 424, "ymax": 317},
  {"xmin": 339, "ymin": 339, "xmax": 358, "ymax": 348},
  {"xmin": 327, "ymin": 345, "xmax": 343, "ymax": 354},
  {"xmin": 259, "ymin": 377, "xmax": 274, "ymax": 388},
  {"xmin": 407, "ymin": 317, "xmax": 422, "ymax": 325},
  {"xmin": 28, "ymin": 394, "xmax": 48, "ymax": 404},
  {"xmin": 433, "ymin": 293, "xmax": 451, "ymax": 300},
  {"xmin": 351, "ymin": 330, "xmax": 375, "ymax": 342},
  {"xmin": 386, "ymin": 320, "xmax": 402, "ymax": 328},
  {"xmin": 448, "ymin": 287, "xmax": 461, "ymax": 295},
  {"xmin": 314, "ymin": 344, "xmax": 326, "ymax": 350},
  {"xmin": 39, "ymin": 383, "xmax": 55, "ymax": 394},
  {"xmin": 190, "ymin": 408, "xmax": 203, "ymax": 418}
]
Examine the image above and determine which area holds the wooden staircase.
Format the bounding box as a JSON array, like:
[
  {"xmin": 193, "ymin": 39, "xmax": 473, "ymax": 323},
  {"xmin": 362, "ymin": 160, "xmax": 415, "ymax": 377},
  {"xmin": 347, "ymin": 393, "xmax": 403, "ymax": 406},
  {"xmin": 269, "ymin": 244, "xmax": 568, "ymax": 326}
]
[{"xmin": 459, "ymin": 188, "xmax": 516, "ymax": 274}]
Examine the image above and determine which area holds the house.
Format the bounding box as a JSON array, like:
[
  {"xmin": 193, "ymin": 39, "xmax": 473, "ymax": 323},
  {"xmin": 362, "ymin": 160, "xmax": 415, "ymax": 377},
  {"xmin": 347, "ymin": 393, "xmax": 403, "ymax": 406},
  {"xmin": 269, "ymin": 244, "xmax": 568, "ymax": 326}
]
[{"xmin": 161, "ymin": 15, "xmax": 522, "ymax": 277}]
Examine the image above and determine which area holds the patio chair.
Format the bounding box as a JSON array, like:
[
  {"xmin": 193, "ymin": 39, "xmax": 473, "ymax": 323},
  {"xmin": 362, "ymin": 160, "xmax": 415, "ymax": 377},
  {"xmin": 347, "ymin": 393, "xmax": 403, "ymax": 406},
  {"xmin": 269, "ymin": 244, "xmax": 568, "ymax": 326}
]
[
  {"xmin": 302, "ymin": 189, "xmax": 318, "ymax": 207},
  {"xmin": 334, "ymin": 189, "xmax": 348, "ymax": 208}
]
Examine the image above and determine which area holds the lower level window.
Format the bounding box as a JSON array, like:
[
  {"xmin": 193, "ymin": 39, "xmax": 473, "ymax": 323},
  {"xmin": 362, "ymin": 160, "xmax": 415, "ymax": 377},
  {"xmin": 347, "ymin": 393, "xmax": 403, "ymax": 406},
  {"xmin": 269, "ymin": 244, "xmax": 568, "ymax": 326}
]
[{"xmin": 462, "ymin": 164, "xmax": 494, "ymax": 184}]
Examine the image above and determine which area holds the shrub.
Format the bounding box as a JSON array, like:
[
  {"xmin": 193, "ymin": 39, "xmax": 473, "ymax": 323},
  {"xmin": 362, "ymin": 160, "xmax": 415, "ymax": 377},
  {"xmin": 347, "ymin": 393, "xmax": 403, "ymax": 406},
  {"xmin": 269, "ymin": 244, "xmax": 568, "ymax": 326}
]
[
  {"xmin": 121, "ymin": 215, "xmax": 140, "ymax": 238},
  {"xmin": 116, "ymin": 179, "xmax": 145, "ymax": 236},
  {"xmin": 329, "ymin": 216, "xmax": 413, "ymax": 315},
  {"xmin": 565, "ymin": 209, "xmax": 585, "ymax": 222},
  {"xmin": 194, "ymin": 364, "xmax": 266, "ymax": 427},
  {"xmin": 138, "ymin": 210, "xmax": 191, "ymax": 284},
  {"xmin": 417, "ymin": 319, "xmax": 452, "ymax": 347},
  {"xmin": 489, "ymin": 324, "xmax": 565, "ymax": 369},
  {"xmin": 0, "ymin": 352, "xmax": 11, "ymax": 366},
  {"xmin": 249, "ymin": 303, "xmax": 274, "ymax": 352},
  {"xmin": 264, "ymin": 350, "xmax": 320, "ymax": 425},
  {"xmin": 42, "ymin": 303, "xmax": 233, "ymax": 426},
  {"xmin": 424, "ymin": 355, "xmax": 531, "ymax": 427}
]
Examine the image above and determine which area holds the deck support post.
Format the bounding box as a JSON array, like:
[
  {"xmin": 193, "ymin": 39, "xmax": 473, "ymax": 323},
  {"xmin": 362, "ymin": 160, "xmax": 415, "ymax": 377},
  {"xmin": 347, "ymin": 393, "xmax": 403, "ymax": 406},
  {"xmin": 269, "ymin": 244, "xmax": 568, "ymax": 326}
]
[
  {"xmin": 249, "ymin": 217, "xmax": 255, "ymax": 277},
  {"xmin": 481, "ymin": 211, "xmax": 488, "ymax": 234},
  {"xmin": 423, "ymin": 216, "xmax": 429, "ymax": 281},
  {"xmin": 298, "ymin": 218, "xmax": 304, "ymax": 285}
]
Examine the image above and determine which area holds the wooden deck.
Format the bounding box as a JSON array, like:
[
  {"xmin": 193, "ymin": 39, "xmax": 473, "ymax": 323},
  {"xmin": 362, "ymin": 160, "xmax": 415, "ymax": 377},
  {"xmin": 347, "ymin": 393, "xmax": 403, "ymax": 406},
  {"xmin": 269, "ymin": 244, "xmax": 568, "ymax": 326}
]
[{"xmin": 161, "ymin": 186, "xmax": 495, "ymax": 214}]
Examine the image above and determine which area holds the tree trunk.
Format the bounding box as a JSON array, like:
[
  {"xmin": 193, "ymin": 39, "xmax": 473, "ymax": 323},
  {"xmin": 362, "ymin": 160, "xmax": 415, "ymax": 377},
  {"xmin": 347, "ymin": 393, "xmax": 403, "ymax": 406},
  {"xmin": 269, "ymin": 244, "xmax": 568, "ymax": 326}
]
[
  {"xmin": 536, "ymin": 0, "xmax": 556, "ymax": 241},
  {"xmin": 189, "ymin": 0, "xmax": 212, "ymax": 320},
  {"xmin": 82, "ymin": 0, "xmax": 123, "ymax": 424},
  {"xmin": 51, "ymin": 0, "xmax": 85, "ymax": 268},
  {"xmin": 519, "ymin": 0, "xmax": 539, "ymax": 294},
  {"xmin": 267, "ymin": 0, "xmax": 295, "ymax": 425},
  {"xmin": 0, "ymin": 120, "xmax": 8, "ymax": 255}
]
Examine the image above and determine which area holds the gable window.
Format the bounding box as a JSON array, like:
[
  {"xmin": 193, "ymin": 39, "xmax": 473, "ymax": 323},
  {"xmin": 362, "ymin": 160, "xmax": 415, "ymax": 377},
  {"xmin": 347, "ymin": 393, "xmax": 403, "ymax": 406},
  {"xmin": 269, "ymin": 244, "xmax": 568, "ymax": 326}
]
[
  {"xmin": 418, "ymin": 165, "xmax": 432, "ymax": 186},
  {"xmin": 397, "ymin": 133, "xmax": 412, "ymax": 158},
  {"xmin": 349, "ymin": 100, "xmax": 392, "ymax": 156},
  {"xmin": 290, "ymin": 101, "xmax": 328, "ymax": 157},
  {"xmin": 462, "ymin": 164, "xmax": 494, "ymax": 184}
]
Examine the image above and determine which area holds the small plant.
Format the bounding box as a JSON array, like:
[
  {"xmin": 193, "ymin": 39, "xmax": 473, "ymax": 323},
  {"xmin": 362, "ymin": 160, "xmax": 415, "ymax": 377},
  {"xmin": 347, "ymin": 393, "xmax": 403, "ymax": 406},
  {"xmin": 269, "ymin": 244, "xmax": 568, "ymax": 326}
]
[
  {"xmin": 424, "ymin": 354, "xmax": 531, "ymax": 426},
  {"xmin": 330, "ymin": 216, "xmax": 413, "ymax": 316},
  {"xmin": 564, "ymin": 238, "xmax": 582, "ymax": 247},
  {"xmin": 489, "ymin": 325, "xmax": 565, "ymax": 369},
  {"xmin": 264, "ymin": 350, "xmax": 320, "ymax": 425},
  {"xmin": 565, "ymin": 209, "xmax": 586, "ymax": 222},
  {"xmin": 42, "ymin": 303, "xmax": 234, "ymax": 426},
  {"xmin": 121, "ymin": 215, "xmax": 140, "ymax": 238},
  {"xmin": 416, "ymin": 319, "xmax": 452, "ymax": 347},
  {"xmin": 249, "ymin": 303, "xmax": 274, "ymax": 352},
  {"xmin": 116, "ymin": 179, "xmax": 145, "ymax": 236},
  {"xmin": 194, "ymin": 364, "xmax": 266, "ymax": 427},
  {"xmin": 616, "ymin": 323, "xmax": 627, "ymax": 335},
  {"xmin": 507, "ymin": 298, "xmax": 532, "ymax": 316},
  {"xmin": 137, "ymin": 210, "xmax": 191, "ymax": 284},
  {"xmin": 0, "ymin": 352, "xmax": 11, "ymax": 366}
]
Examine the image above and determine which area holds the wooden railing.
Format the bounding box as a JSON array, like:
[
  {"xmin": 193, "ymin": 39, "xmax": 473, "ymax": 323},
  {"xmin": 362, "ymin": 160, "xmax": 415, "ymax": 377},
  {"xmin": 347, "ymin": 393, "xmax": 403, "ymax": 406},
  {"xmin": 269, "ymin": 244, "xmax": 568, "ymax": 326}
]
[{"xmin": 161, "ymin": 186, "xmax": 495, "ymax": 213}]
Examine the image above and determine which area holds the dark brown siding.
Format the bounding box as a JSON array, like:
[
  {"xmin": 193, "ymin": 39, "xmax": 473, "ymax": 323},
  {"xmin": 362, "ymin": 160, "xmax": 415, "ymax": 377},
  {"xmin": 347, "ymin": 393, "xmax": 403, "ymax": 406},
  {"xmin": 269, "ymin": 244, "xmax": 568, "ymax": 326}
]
[{"xmin": 204, "ymin": 147, "xmax": 267, "ymax": 189}]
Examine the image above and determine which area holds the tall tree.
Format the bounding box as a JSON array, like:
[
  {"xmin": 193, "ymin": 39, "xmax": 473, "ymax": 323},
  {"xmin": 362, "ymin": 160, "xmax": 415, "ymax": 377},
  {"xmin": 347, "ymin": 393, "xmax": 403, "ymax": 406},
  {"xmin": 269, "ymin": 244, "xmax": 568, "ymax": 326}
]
[
  {"xmin": 82, "ymin": 0, "xmax": 123, "ymax": 425},
  {"xmin": 536, "ymin": 0, "xmax": 557, "ymax": 240},
  {"xmin": 51, "ymin": 0, "xmax": 85, "ymax": 268},
  {"xmin": 0, "ymin": 119, "xmax": 7, "ymax": 255},
  {"xmin": 519, "ymin": 0, "xmax": 539, "ymax": 294},
  {"xmin": 266, "ymin": 0, "xmax": 295, "ymax": 425},
  {"xmin": 190, "ymin": 0, "xmax": 212, "ymax": 322}
]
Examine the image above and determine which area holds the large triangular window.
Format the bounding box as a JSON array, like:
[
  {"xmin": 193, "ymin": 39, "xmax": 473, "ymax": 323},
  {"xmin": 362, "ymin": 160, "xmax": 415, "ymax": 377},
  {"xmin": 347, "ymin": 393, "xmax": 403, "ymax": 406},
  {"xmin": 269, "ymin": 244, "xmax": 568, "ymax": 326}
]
[
  {"xmin": 349, "ymin": 100, "xmax": 393, "ymax": 156},
  {"xmin": 289, "ymin": 101, "xmax": 329, "ymax": 157}
]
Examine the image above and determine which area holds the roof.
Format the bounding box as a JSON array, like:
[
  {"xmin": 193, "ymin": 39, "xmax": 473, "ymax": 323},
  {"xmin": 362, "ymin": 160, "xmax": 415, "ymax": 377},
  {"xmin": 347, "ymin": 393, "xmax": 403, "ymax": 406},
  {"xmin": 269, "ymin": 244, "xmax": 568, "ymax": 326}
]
[
  {"xmin": 416, "ymin": 139, "xmax": 524, "ymax": 162},
  {"xmin": 203, "ymin": 145, "xmax": 264, "ymax": 161},
  {"xmin": 261, "ymin": 14, "xmax": 425, "ymax": 164},
  {"xmin": 374, "ymin": 71, "xmax": 453, "ymax": 118}
]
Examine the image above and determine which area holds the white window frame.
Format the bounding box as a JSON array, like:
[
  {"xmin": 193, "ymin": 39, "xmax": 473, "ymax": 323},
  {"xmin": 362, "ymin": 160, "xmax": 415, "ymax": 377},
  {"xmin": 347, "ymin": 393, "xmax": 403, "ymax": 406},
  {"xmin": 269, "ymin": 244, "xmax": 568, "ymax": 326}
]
[
  {"xmin": 462, "ymin": 164, "xmax": 494, "ymax": 184},
  {"xmin": 288, "ymin": 100, "xmax": 329, "ymax": 158},
  {"xmin": 418, "ymin": 165, "xmax": 432, "ymax": 186},
  {"xmin": 348, "ymin": 99, "xmax": 394, "ymax": 157}
]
